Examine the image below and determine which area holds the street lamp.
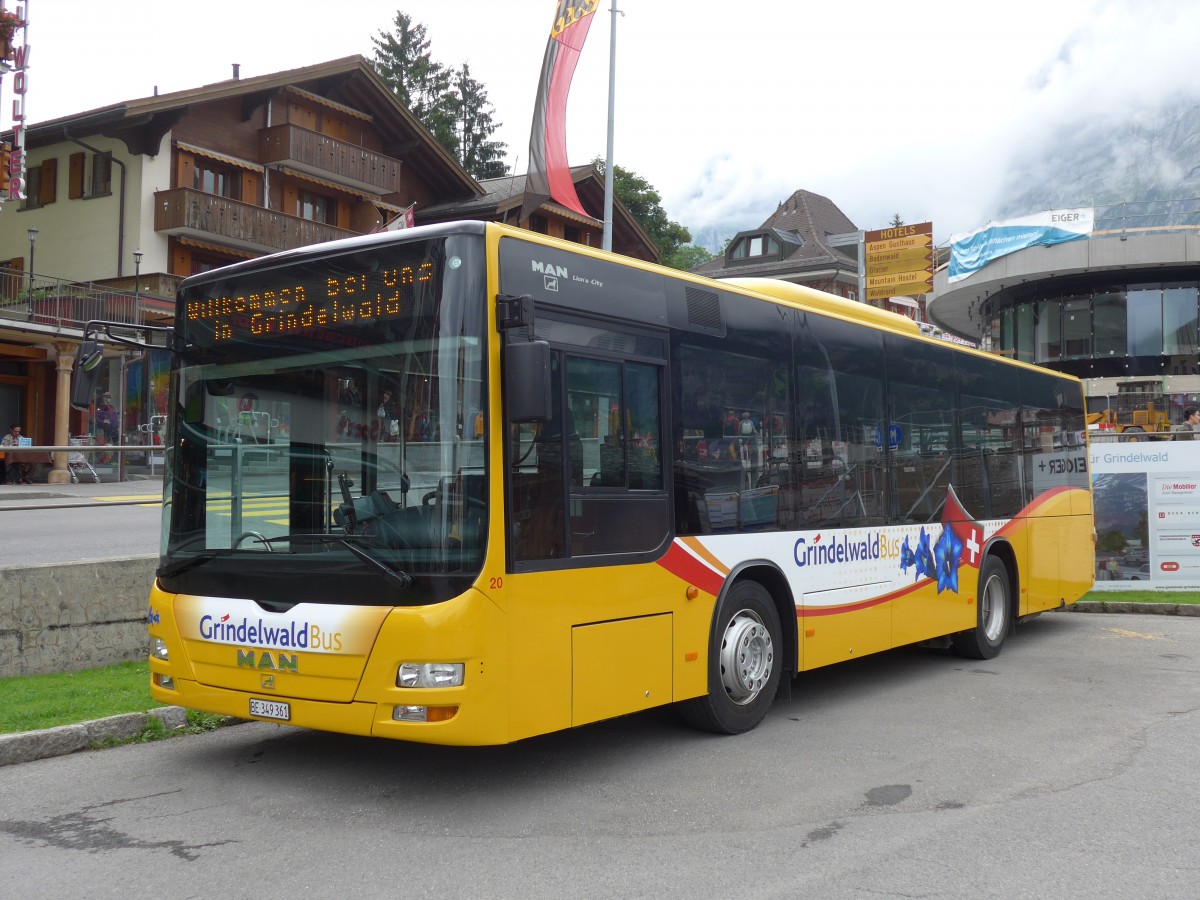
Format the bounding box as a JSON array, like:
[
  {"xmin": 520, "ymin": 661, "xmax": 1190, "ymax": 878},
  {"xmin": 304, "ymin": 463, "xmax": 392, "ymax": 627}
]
[
  {"xmin": 26, "ymin": 226, "xmax": 37, "ymax": 312},
  {"xmin": 133, "ymin": 249, "xmax": 143, "ymax": 311}
]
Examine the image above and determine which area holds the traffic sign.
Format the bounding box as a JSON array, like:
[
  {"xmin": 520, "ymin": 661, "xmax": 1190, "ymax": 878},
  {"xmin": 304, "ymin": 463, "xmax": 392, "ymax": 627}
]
[
  {"xmin": 864, "ymin": 221, "xmax": 932, "ymax": 244},
  {"xmin": 865, "ymin": 242, "xmax": 932, "ymax": 264},
  {"xmin": 866, "ymin": 252, "xmax": 932, "ymax": 276},
  {"xmin": 867, "ymin": 271, "xmax": 932, "ymax": 290},
  {"xmin": 866, "ymin": 233, "xmax": 932, "ymax": 254},
  {"xmin": 867, "ymin": 281, "xmax": 932, "ymax": 301}
]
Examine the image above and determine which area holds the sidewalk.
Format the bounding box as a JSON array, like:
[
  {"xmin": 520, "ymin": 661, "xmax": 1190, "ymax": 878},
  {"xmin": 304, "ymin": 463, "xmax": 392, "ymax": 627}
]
[{"xmin": 0, "ymin": 475, "xmax": 164, "ymax": 509}]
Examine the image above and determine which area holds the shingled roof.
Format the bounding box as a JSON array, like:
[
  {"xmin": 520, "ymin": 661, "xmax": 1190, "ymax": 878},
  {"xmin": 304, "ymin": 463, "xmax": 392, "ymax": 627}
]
[
  {"xmin": 420, "ymin": 164, "xmax": 660, "ymax": 262},
  {"xmin": 694, "ymin": 188, "xmax": 859, "ymax": 279},
  {"xmin": 16, "ymin": 55, "xmax": 482, "ymax": 199}
]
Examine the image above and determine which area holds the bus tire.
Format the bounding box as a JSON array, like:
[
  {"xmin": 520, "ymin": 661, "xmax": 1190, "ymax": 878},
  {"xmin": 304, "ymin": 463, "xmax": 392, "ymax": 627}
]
[
  {"xmin": 680, "ymin": 580, "xmax": 782, "ymax": 734},
  {"xmin": 951, "ymin": 555, "xmax": 1011, "ymax": 660}
]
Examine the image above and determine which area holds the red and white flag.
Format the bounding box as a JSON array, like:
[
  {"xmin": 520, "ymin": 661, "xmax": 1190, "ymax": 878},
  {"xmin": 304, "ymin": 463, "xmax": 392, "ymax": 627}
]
[
  {"xmin": 941, "ymin": 485, "xmax": 984, "ymax": 570},
  {"xmin": 520, "ymin": 1, "xmax": 596, "ymax": 222},
  {"xmin": 375, "ymin": 203, "xmax": 415, "ymax": 233}
]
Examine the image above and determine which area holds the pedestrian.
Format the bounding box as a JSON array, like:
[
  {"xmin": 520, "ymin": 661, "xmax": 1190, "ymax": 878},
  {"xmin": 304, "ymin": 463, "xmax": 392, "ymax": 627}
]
[
  {"xmin": 1106, "ymin": 556, "xmax": 1120, "ymax": 581},
  {"xmin": 1172, "ymin": 406, "xmax": 1200, "ymax": 439},
  {"xmin": 96, "ymin": 391, "xmax": 120, "ymax": 445},
  {"xmin": 376, "ymin": 389, "xmax": 399, "ymax": 442},
  {"xmin": 1, "ymin": 423, "xmax": 33, "ymax": 484}
]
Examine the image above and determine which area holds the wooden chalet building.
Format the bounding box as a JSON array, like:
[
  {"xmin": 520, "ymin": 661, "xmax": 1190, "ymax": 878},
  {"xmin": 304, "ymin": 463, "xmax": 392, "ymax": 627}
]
[{"xmin": 0, "ymin": 55, "xmax": 654, "ymax": 482}]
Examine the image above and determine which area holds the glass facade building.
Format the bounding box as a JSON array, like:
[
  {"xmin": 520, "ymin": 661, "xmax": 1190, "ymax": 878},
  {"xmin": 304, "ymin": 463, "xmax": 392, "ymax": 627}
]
[{"xmin": 928, "ymin": 219, "xmax": 1200, "ymax": 421}]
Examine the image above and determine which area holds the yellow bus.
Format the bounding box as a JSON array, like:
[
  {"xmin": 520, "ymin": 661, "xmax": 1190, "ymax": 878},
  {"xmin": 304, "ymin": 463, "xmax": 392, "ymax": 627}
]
[{"xmin": 132, "ymin": 221, "xmax": 1093, "ymax": 744}]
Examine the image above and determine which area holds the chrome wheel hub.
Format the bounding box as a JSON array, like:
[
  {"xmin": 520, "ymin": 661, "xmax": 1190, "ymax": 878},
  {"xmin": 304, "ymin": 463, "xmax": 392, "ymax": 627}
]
[{"xmin": 719, "ymin": 610, "xmax": 774, "ymax": 705}]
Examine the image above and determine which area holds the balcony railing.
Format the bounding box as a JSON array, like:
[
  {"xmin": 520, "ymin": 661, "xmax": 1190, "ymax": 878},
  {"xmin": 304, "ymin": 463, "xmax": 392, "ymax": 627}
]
[
  {"xmin": 259, "ymin": 124, "xmax": 401, "ymax": 195},
  {"xmin": 154, "ymin": 188, "xmax": 354, "ymax": 254},
  {"xmin": 0, "ymin": 267, "xmax": 144, "ymax": 330}
]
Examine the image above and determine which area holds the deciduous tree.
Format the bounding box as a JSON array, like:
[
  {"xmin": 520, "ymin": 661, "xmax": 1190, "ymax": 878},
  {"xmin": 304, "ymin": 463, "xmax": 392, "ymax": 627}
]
[{"xmin": 592, "ymin": 157, "xmax": 693, "ymax": 267}]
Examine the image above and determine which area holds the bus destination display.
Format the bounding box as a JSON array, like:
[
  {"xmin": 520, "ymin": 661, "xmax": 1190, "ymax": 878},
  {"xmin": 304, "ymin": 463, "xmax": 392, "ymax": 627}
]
[{"xmin": 183, "ymin": 260, "xmax": 435, "ymax": 345}]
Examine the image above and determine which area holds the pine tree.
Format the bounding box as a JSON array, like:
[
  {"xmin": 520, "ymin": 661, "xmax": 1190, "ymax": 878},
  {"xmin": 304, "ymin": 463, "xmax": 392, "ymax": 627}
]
[
  {"xmin": 454, "ymin": 63, "xmax": 508, "ymax": 180},
  {"xmin": 372, "ymin": 13, "xmax": 508, "ymax": 180},
  {"xmin": 372, "ymin": 12, "xmax": 459, "ymax": 157}
]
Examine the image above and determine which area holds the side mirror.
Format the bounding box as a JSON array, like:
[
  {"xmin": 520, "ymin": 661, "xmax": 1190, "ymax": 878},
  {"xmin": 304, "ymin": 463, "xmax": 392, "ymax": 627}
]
[
  {"xmin": 505, "ymin": 340, "xmax": 551, "ymax": 423},
  {"xmin": 70, "ymin": 340, "xmax": 104, "ymax": 410}
]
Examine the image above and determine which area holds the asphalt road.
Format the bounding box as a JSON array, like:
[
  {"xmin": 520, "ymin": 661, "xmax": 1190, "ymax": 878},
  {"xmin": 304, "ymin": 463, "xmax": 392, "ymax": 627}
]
[
  {"xmin": 2, "ymin": 612, "xmax": 1198, "ymax": 898},
  {"xmin": 0, "ymin": 479, "xmax": 162, "ymax": 565}
]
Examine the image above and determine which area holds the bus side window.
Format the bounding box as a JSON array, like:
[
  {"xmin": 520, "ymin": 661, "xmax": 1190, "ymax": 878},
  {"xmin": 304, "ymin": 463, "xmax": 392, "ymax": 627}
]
[{"xmin": 512, "ymin": 354, "xmax": 567, "ymax": 561}]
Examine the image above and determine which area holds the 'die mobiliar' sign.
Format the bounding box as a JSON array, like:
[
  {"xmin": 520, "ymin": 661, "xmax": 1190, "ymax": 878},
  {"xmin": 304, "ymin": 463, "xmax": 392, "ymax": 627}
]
[{"xmin": 948, "ymin": 207, "xmax": 1094, "ymax": 284}]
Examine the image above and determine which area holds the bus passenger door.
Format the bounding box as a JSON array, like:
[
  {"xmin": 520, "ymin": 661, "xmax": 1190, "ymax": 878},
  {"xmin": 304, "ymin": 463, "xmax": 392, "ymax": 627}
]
[{"xmin": 504, "ymin": 328, "xmax": 674, "ymax": 731}]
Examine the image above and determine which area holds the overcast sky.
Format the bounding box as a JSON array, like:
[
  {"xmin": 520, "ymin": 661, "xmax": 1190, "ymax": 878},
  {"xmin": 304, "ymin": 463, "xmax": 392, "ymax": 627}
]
[{"xmin": 10, "ymin": 0, "xmax": 1199, "ymax": 247}]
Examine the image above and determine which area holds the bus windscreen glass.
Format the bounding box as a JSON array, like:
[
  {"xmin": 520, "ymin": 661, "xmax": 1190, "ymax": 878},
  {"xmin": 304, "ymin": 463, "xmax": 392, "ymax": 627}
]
[{"xmin": 160, "ymin": 234, "xmax": 488, "ymax": 606}]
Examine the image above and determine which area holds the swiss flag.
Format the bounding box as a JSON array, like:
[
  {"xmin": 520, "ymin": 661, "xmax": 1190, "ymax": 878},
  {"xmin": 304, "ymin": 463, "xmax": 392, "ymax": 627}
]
[{"xmin": 942, "ymin": 485, "xmax": 984, "ymax": 568}]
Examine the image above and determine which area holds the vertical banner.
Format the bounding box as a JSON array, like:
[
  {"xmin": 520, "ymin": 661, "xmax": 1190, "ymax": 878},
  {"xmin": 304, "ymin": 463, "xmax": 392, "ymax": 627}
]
[{"xmin": 520, "ymin": 1, "xmax": 598, "ymax": 222}]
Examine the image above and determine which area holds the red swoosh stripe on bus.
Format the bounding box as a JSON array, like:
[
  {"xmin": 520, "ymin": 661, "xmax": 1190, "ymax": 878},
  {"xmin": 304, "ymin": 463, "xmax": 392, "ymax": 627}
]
[
  {"xmin": 994, "ymin": 486, "xmax": 1080, "ymax": 538},
  {"xmin": 798, "ymin": 578, "xmax": 929, "ymax": 617},
  {"xmin": 657, "ymin": 540, "xmax": 725, "ymax": 597}
]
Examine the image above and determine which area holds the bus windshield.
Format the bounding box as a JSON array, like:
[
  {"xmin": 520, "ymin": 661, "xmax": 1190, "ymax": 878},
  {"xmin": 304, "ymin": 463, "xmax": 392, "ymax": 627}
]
[{"xmin": 159, "ymin": 232, "xmax": 488, "ymax": 606}]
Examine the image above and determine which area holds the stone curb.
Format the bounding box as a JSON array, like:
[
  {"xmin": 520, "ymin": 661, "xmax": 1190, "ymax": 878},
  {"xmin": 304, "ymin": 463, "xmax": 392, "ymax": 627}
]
[
  {"xmin": 0, "ymin": 706, "xmax": 191, "ymax": 768},
  {"xmin": 1063, "ymin": 601, "xmax": 1200, "ymax": 616}
]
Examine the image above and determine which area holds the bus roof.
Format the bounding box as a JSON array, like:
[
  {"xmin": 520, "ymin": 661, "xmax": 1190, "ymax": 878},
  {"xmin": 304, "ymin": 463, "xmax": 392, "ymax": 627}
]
[{"xmin": 720, "ymin": 277, "xmax": 921, "ymax": 336}]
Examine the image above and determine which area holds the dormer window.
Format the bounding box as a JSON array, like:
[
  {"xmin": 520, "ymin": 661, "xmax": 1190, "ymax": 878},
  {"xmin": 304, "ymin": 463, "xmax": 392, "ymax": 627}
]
[{"xmin": 729, "ymin": 231, "xmax": 783, "ymax": 262}]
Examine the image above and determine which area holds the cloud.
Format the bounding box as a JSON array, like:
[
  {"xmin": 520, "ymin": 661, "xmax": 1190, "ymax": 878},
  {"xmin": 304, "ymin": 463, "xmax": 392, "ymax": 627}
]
[{"xmin": 661, "ymin": 0, "xmax": 1200, "ymax": 249}]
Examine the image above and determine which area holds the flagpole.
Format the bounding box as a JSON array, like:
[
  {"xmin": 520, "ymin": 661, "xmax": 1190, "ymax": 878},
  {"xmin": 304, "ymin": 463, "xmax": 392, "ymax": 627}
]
[{"xmin": 602, "ymin": 4, "xmax": 620, "ymax": 252}]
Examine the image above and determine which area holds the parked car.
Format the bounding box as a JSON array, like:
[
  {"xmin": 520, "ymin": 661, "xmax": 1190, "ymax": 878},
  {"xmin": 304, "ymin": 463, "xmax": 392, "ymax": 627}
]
[{"xmin": 1119, "ymin": 563, "xmax": 1152, "ymax": 581}]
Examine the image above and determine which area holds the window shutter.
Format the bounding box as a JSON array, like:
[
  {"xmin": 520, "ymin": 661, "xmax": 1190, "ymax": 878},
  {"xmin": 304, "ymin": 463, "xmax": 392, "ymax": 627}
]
[
  {"xmin": 39, "ymin": 158, "xmax": 57, "ymax": 205},
  {"xmin": 69, "ymin": 152, "xmax": 84, "ymax": 199}
]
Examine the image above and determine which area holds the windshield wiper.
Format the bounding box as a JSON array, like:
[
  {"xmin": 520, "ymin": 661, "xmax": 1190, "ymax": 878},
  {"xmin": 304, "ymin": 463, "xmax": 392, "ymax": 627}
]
[
  {"xmin": 337, "ymin": 538, "xmax": 414, "ymax": 589},
  {"xmin": 158, "ymin": 535, "xmax": 413, "ymax": 589},
  {"xmin": 156, "ymin": 554, "xmax": 216, "ymax": 579}
]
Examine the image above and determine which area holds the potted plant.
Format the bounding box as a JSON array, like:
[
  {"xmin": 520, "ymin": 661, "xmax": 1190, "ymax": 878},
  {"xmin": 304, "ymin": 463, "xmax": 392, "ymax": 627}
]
[{"xmin": 0, "ymin": 8, "xmax": 23, "ymax": 60}]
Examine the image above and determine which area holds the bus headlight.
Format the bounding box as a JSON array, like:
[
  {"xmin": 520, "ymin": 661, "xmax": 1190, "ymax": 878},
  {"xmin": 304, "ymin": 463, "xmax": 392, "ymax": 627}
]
[
  {"xmin": 397, "ymin": 662, "xmax": 464, "ymax": 688},
  {"xmin": 152, "ymin": 637, "xmax": 170, "ymax": 661}
]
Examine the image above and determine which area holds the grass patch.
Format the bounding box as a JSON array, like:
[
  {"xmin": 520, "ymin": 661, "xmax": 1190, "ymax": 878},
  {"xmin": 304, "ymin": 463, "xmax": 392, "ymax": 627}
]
[
  {"xmin": 0, "ymin": 660, "xmax": 239, "ymax": 737},
  {"xmin": 1080, "ymin": 589, "xmax": 1200, "ymax": 604},
  {"xmin": 0, "ymin": 659, "xmax": 157, "ymax": 734}
]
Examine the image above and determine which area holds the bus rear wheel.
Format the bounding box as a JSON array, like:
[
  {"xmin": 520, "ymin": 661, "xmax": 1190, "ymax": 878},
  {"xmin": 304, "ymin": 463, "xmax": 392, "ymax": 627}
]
[
  {"xmin": 951, "ymin": 556, "xmax": 1011, "ymax": 659},
  {"xmin": 680, "ymin": 580, "xmax": 782, "ymax": 734}
]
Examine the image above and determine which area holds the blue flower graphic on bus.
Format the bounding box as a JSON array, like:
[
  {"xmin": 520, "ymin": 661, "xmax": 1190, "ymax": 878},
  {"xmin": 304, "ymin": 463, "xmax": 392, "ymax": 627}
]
[
  {"xmin": 900, "ymin": 528, "xmax": 936, "ymax": 581},
  {"xmin": 933, "ymin": 525, "xmax": 964, "ymax": 593},
  {"xmin": 899, "ymin": 487, "xmax": 984, "ymax": 595}
]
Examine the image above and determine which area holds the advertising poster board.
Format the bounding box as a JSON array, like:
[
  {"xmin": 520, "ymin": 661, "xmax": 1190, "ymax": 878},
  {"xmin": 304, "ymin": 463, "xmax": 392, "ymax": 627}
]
[{"xmin": 1091, "ymin": 439, "xmax": 1200, "ymax": 591}]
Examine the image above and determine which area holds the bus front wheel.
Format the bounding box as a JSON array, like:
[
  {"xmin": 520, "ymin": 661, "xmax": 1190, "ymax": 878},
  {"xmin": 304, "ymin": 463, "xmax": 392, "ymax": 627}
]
[
  {"xmin": 951, "ymin": 556, "xmax": 1011, "ymax": 659},
  {"xmin": 680, "ymin": 580, "xmax": 782, "ymax": 735}
]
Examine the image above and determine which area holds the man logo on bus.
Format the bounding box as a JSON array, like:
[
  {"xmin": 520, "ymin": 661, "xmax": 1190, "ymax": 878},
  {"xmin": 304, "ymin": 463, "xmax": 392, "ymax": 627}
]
[{"xmin": 532, "ymin": 260, "xmax": 566, "ymax": 292}]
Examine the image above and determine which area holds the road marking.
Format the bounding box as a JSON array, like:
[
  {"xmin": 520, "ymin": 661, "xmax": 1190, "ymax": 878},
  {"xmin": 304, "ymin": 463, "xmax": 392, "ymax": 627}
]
[{"xmin": 1103, "ymin": 628, "xmax": 1167, "ymax": 641}]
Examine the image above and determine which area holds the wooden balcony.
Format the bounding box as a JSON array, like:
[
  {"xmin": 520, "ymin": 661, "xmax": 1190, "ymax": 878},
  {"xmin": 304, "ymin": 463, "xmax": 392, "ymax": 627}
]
[
  {"xmin": 154, "ymin": 188, "xmax": 354, "ymax": 254},
  {"xmin": 259, "ymin": 124, "xmax": 401, "ymax": 195}
]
